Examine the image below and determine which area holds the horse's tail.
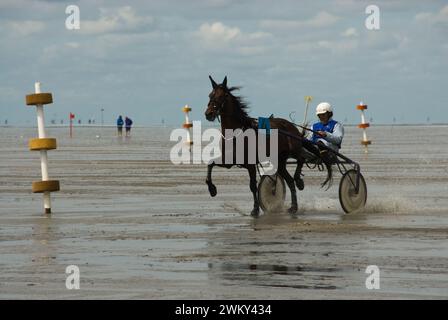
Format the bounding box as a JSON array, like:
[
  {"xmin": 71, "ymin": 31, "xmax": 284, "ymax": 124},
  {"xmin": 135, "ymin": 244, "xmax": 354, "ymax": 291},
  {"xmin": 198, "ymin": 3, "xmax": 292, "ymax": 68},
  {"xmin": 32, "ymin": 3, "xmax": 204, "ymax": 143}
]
[{"xmin": 321, "ymin": 161, "xmax": 333, "ymax": 190}]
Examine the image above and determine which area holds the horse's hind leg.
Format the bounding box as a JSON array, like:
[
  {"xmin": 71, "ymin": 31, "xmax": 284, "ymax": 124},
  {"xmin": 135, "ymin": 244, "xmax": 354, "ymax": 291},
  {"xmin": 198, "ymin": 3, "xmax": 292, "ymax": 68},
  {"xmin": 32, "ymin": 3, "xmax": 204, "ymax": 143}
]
[
  {"xmin": 247, "ymin": 165, "xmax": 260, "ymax": 217},
  {"xmin": 278, "ymin": 160, "xmax": 298, "ymax": 214},
  {"xmin": 206, "ymin": 162, "xmax": 217, "ymax": 197}
]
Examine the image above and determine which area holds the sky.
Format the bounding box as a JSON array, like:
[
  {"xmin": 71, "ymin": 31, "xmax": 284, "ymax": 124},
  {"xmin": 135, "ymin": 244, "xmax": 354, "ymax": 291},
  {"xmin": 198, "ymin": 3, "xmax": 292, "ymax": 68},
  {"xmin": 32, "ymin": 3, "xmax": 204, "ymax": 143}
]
[{"xmin": 0, "ymin": 0, "xmax": 447, "ymax": 126}]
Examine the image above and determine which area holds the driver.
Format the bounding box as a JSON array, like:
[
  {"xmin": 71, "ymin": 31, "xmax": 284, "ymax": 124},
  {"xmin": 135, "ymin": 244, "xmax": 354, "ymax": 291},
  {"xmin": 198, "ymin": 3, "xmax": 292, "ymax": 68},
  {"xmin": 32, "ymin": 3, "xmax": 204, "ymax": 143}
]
[
  {"xmin": 310, "ymin": 102, "xmax": 344, "ymax": 153},
  {"xmin": 296, "ymin": 102, "xmax": 344, "ymax": 190}
]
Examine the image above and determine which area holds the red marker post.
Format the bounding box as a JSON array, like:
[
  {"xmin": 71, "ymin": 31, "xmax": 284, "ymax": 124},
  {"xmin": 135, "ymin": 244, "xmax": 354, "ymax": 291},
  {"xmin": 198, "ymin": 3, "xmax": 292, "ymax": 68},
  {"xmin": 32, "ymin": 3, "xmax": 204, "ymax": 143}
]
[{"xmin": 69, "ymin": 112, "xmax": 75, "ymax": 138}]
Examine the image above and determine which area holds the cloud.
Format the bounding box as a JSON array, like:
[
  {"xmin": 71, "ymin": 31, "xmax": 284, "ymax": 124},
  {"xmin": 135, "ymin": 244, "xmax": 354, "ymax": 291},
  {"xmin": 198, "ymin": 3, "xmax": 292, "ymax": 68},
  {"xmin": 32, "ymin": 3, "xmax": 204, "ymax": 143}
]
[
  {"xmin": 341, "ymin": 27, "xmax": 358, "ymax": 37},
  {"xmin": 287, "ymin": 27, "xmax": 407, "ymax": 56},
  {"xmin": 197, "ymin": 22, "xmax": 241, "ymax": 43},
  {"xmin": 65, "ymin": 42, "xmax": 80, "ymax": 49},
  {"xmin": 80, "ymin": 6, "xmax": 154, "ymax": 35},
  {"xmin": 0, "ymin": 0, "xmax": 35, "ymax": 9},
  {"xmin": 285, "ymin": 37, "xmax": 359, "ymax": 55},
  {"xmin": 4, "ymin": 20, "xmax": 46, "ymax": 36},
  {"xmin": 260, "ymin": 11, "xmax": 340, "ymax": 30},
  {"xmin": 317, "ymin": 39, "xmax": 358, "ymax": 53},
  {"xmin": 195, "ymin": 22, "xmax": 271, "ymax": 54},
  {"xmin": 415, "ymin": 5, "xmax": 448, "ymax": 26}
]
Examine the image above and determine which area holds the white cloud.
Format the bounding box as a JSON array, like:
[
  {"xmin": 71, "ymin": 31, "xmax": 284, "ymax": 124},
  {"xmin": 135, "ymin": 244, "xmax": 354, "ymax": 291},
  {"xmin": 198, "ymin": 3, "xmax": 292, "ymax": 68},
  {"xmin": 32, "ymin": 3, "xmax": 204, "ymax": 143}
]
[
  {"xmin": 5, "ymin": 20, "xmax": 45, "ymax": 36},
  {"xmin": 317, "ymin": 39, "xmax": 358, "ymax": 53},
  {"xmin": 238, "ymin": 46, "xmax": 267, "ymax": 55},
  {"xmin": 260, "ymin": 11, "xmax": 340, "ymax": 30},
  {"xmin": 415, "ymin": 5, "xmax": 448, "ymax": 25},
  {"xmin": 363, "ymin": 31, "xmax": 407, "ymax": 51},
  {"xmin": 80, "ymin": 6, "xmax": 154, "ymax": 35},
  {"xmin": 195, "ymin": 21, "xmax": 271, "ymax": 54},
  {"xmin": 65, "ymin": 42, "xmax": 80, "ymax": 49},
  {"xmin": 341, "ymin": 27, "xmax": 358, "ymax": 37},
  {"xmin": 197, "ymin": 22, "xmax": 241, "ymax": 43},
  {"xmin": 286, "ymin": 37, "xmax": 358, "ymax": 55},
  {"xmin": 415, "ymin": 12, "xmax": 432, "ymax": 22},
  {"xmin": 0, "ymin": 0, "xmax": 34, "ymax": 9}
]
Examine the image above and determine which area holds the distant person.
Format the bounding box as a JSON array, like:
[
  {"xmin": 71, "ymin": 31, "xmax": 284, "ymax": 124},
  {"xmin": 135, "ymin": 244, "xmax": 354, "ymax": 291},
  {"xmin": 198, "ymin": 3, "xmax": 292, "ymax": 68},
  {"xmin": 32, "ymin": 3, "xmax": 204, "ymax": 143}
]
[
  {"xmin": 117, "ymin": 115, "xmax": 124, "ymax": 136},
  {"xmin": 125, "ymin": 116, "xmax": 133, "ymax": 137}
]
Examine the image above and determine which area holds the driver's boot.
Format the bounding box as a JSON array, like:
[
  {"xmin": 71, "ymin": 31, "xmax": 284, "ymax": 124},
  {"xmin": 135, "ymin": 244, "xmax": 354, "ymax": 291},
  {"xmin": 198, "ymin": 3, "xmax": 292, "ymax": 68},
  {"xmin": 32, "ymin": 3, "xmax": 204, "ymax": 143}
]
[{"xmin": 317, "ymin": 142, "xmax": 334, "ymax": 165}]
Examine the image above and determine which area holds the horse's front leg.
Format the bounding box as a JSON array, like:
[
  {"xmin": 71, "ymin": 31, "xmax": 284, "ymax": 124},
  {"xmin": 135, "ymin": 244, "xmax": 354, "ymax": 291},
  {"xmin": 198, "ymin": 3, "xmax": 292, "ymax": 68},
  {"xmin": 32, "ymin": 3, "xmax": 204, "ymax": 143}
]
[
  {"xmin": 248, "ymin": 165, "xmax": 260, "ymax": 217},
  {"xmin": 294, "ymin": 159, "xmax": 305, "ymax": 191},
  {"xmin": 206, "ymin": 161, "xmax": 217, "ymax": 197},
  {"xmin": 278, "ymin": 160, "xmax": 298, "ymax": 214}
]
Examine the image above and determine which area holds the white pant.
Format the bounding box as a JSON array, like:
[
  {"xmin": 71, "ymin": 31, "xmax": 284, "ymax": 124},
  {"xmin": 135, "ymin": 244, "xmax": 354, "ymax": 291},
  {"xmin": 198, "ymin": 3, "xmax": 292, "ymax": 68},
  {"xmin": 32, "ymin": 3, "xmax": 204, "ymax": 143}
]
[{"xmin": 316, "ymin": 138, "xmax": 340, "ymax": 153}]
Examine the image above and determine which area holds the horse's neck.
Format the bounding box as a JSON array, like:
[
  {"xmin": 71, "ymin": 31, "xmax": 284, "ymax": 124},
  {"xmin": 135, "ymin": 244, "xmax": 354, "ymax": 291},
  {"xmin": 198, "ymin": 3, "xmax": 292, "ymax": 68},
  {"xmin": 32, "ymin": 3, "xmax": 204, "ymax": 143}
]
[
  {"xmin": 220, "ymin": 98, "xmax": 244, "ymax": 131},
  {"xmin": 220, "ymin": 116, "xmax": 244, "ymax": 131}
]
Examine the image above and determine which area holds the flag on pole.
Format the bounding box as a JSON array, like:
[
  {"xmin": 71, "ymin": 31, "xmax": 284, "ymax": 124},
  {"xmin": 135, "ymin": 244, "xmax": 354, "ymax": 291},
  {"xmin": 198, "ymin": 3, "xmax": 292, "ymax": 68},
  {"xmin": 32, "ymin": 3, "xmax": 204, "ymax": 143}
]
[{"xmin": 70, "ymin": 113, "xmax": 75, "ymax": 119}]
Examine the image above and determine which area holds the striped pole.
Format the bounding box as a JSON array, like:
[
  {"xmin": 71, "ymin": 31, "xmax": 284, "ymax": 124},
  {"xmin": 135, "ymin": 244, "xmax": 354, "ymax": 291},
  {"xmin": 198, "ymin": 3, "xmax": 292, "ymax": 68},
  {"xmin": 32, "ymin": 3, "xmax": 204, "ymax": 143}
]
[
  {"xmin": 357, "ymin": 102, "xmax": 372, "ymax": 154},
  {"xmin": 182, "ymin": 105, "xmax": 193, "ymax": 151},
  {"xmin": 26, "ymin": 82, "xmax": 60, "ymax": 214}
]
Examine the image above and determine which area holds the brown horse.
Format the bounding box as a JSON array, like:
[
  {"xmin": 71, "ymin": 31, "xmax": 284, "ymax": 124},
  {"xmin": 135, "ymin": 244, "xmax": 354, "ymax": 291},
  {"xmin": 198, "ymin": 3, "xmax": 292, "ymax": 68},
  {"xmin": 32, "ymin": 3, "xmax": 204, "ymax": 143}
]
[{"xmin": 204, "ymin": 76, "xmax": 332, "ymax": 217}]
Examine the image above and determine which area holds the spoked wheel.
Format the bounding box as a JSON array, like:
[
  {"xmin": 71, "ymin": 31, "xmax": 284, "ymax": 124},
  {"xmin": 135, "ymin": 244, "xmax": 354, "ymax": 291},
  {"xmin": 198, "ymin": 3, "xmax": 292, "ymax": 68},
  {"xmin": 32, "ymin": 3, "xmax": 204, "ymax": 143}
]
[
  {"xmin": 258, "ymin": 174, "xmax": 286, "ymax": 213},
  {"xmin": 339, "ymin": 169, "xmax": 367, "ymax": 213}
]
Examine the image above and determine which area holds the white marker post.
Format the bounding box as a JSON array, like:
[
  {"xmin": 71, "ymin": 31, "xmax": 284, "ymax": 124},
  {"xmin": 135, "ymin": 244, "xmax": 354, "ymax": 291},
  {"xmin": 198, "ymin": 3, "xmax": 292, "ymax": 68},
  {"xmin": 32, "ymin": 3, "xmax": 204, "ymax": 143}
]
[
  {"xmin": 26, "ymin": 82, "xmax": 60, "ymax": 214},
  {"xmin": 35, "ymin": 83, "xmax": 51, "ymax": 212},
  {"xmin": 302, "ymin": 96, "xmax": 313, "ymax": 128},
  {"xmin": 357, "ymin": 102, "xmax": 372, "ymax": 153},
  {"xmin": 182, "ymin": 105, "xmax": 193, "ymax": 152}
]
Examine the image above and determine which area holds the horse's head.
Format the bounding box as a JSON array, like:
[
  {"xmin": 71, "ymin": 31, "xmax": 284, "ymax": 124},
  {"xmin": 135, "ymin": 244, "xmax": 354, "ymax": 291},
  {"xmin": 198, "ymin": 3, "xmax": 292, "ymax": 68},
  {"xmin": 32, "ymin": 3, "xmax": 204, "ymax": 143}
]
[{"xmin": 205, "ymin": 75, "xmax": 229, "ymax": 122}]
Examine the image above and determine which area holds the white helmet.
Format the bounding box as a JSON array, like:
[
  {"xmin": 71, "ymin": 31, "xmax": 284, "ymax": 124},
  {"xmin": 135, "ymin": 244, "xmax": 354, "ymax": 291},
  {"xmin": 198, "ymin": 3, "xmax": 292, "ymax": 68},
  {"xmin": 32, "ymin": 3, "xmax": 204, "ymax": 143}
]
[{"xmin": 316, "ymin": 102, "xmax": 333, "ymax": 115}]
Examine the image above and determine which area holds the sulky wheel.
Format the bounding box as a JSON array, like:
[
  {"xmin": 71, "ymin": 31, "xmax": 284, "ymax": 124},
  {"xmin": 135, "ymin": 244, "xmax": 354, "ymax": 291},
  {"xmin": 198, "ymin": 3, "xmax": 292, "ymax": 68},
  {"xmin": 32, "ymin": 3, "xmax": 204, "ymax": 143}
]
[
  {"xmin": 258, "ymin": 174, "xmax": 286, "ymax": 213},
  {"xmin": 339, "ymin": 169, "xmax": 367, "ymax": 213}
]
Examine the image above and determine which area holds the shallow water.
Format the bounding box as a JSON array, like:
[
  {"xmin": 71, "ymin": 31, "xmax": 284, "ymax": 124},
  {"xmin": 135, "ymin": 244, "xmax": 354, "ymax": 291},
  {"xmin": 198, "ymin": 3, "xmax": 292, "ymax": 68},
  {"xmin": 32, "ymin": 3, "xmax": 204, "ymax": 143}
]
[{"xmin": 0, "ymin": 125, "xmax": 447, "ymax": 299}]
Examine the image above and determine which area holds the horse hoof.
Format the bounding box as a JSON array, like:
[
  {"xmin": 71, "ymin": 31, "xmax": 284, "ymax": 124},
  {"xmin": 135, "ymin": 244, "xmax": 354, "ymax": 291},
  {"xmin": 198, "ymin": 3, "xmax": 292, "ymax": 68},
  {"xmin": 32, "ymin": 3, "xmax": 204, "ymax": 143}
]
[
  {"xmin": 251, "ymin": 207, "xmax": 260, "ymax": 217},
  {"xmin": 288, "ymin": 206, "xmax": 298, "ymax": 214},
  {"xmin": 295, "ymin": 178, "xmax": 304, "ymax": 191},
  {"xmin": 207, "ymin": 183, "xmax": 217, "ymax": 197}
]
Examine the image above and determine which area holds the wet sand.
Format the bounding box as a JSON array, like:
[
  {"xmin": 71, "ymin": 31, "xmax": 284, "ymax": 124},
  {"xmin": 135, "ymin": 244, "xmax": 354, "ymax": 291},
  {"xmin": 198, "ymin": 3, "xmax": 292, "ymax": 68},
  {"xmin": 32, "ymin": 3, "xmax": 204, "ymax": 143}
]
[{"xmin": 0, "ymin": 125, "xmax": 447, "ymax": 299}]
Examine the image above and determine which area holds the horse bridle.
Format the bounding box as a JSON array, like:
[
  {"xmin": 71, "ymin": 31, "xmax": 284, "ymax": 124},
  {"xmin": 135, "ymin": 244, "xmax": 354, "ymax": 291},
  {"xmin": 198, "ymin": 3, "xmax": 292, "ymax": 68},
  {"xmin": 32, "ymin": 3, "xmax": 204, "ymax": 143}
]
[
  {"xmin": 209, "ymin": 90, "xmax": 231, "ymax": 122},
  {"xmin": 208, "ymin": 88, "xmax": 248, "ymax": 139}
]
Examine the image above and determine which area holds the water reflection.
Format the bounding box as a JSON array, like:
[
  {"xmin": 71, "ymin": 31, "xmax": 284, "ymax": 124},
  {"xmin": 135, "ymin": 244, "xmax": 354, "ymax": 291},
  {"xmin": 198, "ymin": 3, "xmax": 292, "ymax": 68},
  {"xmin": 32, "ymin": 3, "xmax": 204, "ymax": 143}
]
[{"xmin": 31, "ymin": 215, "xmax": 58, "ymax": 266}]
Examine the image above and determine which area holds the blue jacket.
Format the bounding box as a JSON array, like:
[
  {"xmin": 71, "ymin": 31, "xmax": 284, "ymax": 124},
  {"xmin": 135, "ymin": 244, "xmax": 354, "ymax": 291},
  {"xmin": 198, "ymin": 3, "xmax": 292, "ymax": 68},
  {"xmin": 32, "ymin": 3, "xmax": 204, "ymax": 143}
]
[{"xmin": 311, "ymin": 119, "xmax": 343, "ymax": 148}]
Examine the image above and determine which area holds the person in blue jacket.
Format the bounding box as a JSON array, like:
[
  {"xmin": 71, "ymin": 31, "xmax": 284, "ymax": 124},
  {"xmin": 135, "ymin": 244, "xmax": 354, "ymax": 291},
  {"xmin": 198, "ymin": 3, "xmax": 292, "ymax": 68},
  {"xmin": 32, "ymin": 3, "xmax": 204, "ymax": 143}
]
[
  {"xmin": 296, "ymin": 102, "xmax": 344, "ymax": 190},
  {"xmin": 125, "ymin": 116, "xmax": 133, "ymax": 137},
  {"xmin": 310, "ymin": 102, "xmax": 344, "ymax": 153},
  {"xmin": 117, "ymin": 115, "xmax": 124, "ymax": 136}
]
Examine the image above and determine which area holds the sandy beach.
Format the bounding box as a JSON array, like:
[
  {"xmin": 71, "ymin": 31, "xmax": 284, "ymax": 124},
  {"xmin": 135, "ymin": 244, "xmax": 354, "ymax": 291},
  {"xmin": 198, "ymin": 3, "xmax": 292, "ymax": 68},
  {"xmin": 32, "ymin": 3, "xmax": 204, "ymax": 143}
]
[{"xmin": 0, "ymin": 125, "xmax": 447, "ymax": 299}]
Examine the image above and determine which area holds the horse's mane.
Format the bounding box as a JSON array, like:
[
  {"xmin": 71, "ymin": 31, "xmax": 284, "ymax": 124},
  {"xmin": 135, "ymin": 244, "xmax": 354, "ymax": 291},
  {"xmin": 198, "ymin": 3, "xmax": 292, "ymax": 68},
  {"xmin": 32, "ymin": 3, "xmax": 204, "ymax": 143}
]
[{"xmin": 227, "ymin": 86, "xmax": 256, "ymax": 129}]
